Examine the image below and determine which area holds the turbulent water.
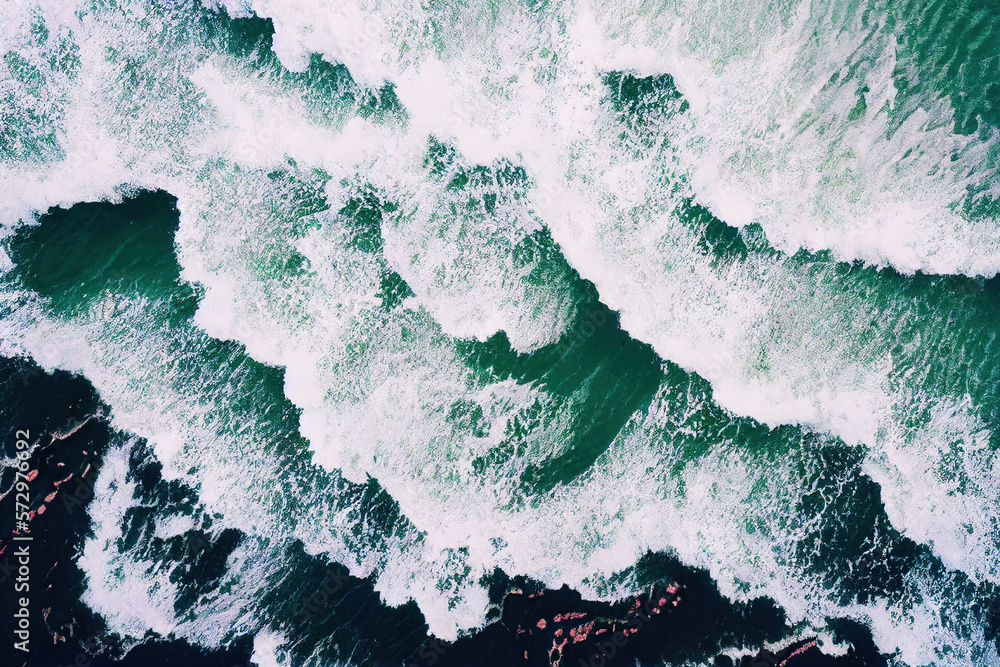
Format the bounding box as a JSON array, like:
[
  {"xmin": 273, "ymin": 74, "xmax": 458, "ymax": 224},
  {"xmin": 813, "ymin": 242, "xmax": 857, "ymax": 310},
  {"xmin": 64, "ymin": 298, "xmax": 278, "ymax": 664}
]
[{"xmin": 1, "ymin": 0, "xmax": 1000, "ymax": 665}]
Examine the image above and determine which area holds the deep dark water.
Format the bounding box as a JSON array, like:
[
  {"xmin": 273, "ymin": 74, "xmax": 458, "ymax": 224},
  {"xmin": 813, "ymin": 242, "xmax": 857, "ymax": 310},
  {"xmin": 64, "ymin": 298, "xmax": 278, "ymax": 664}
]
[{"xmin": 0, "ymin": 353, "xmax": 892, "ymax": 666}]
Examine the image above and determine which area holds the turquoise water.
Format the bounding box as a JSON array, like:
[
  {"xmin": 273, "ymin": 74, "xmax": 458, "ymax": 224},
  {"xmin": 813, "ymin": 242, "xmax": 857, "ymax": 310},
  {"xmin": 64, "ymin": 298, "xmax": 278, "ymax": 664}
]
[{"xmin": 2, "ymin": 0, "xmax": 1000, "ymax": 664}]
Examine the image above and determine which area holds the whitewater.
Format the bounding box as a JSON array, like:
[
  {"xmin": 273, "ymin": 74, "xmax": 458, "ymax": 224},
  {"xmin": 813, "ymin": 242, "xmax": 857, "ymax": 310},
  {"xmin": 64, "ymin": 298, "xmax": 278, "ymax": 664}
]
[{"xmin": 1, "ymin": 0, "xmax": 1000, "ymax": 665}]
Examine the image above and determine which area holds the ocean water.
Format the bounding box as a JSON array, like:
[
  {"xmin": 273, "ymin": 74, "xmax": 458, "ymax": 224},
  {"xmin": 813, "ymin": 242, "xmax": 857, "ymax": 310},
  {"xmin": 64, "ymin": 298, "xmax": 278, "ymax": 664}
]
[{"xmin": 1, "ymin": 0, "xmax": 1000, "ymax": 665}]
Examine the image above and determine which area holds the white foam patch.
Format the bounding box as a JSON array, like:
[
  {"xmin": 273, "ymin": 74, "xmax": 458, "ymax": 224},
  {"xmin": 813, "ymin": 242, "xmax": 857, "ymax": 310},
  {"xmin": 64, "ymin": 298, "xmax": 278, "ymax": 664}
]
[
  {"xmin": 80, "ymin": 443, "xmax": 180, "ymax": 639},
  {"xmin": 251, "ymin": 630, "xmax": 292, "ymax": 667},
  {"xmin": 377, "ymin": 165, "xmax": 576, "ymax": 353},
  {"xmin": 864, "ymin": 397, "xmax": 1000, "ymax": 584},
  {"xmin": 153, "ymin": 514, "xmax": 198, "ymax": 540}
]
